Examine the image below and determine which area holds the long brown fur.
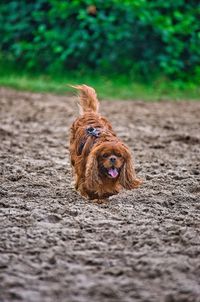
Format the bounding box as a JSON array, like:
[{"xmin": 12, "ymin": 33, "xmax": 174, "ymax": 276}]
[{"xmin": 69, "ymin": 85, "xmax": 142, "ymax": 199}]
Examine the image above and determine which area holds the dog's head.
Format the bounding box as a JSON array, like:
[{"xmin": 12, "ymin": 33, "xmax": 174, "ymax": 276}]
[
  {"xmin": 97, "ymin": 143, "xmax": 125, "ymax": 179},
  {"xmin": 85, "ymin": 141, "xmax": 142, "ymax": 191}
]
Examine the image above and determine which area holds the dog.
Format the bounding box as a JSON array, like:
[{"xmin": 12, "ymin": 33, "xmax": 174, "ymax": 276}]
[{"xmin": 69, "ymin": 85, "xmax": 142, "ymax": 200}]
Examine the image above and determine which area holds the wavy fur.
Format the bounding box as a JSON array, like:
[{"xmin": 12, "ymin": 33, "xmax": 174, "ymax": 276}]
[{"xmin": 69, "ymin": 85, "xmax": 142, "ymax": 199}]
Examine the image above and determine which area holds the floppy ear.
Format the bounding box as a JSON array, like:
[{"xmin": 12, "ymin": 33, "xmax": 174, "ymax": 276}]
[
  {"xmin": 85, "ymin": 151, "xmax": 102, "ymax": 191},
  {"xmin": 119, "ymin": 148, "xmax": 142, "ymax": 189}
]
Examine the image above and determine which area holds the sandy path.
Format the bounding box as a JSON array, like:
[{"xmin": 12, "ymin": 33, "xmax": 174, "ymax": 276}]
[{"xmin": 0, "ymin": 88, "xmax": 200, "ymax": 302}]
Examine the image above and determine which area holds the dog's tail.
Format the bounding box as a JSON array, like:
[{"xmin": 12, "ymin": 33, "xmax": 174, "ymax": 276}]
[{"xmin": 70, "ymin": 84, "xmax": 99, "ymax": 114}]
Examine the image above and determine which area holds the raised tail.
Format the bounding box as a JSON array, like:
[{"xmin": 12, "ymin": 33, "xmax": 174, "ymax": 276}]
[{"xmin": 71, "ymin": 84, "xmax": 99, "ymax": 114}]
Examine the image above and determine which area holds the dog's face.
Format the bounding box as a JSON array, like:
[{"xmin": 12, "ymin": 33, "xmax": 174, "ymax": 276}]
[
  {"xmin": 84, "ymin": 140, "xmax": 141, "ymax": 194},
  {"xmin": 85, "ymin": 140, "xmax": 141, "ymax": 193},
  {"xmin": 85, "ymin": 141, "xmax": 130, "ymax": 185},
  {"xmin": 97, "ymin": 144, "xmax": 125, "ymax": 179}
]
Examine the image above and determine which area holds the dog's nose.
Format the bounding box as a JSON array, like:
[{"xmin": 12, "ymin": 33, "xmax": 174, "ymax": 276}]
[{"xmin": 110, "ymin": 157, "xmax": 116, "ymax": 163}]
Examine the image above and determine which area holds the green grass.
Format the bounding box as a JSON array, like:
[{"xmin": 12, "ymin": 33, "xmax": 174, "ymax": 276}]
[{"xmin": 0, "ymin": 64, "xmax": 199, "ymax": 101}]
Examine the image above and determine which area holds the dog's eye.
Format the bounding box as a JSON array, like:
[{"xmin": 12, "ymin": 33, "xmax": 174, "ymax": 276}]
[
  {"xmin": 102, "ymin": 153, "xmax": 109, "ymax": 158},
  {"xmin": 116, "ymin": 153, "xmax": 122, "ymax": 157}
]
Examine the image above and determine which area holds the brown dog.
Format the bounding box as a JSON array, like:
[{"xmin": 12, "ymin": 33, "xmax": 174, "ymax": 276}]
[{"xmin": 69, "ymin": 85, "xmax": 142, "ymax": 199}]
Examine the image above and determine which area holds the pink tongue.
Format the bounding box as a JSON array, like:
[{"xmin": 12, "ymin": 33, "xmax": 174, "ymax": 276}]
[{"xmin": 108, "ymin": 168, "xmax": 119, "ymax": 178}]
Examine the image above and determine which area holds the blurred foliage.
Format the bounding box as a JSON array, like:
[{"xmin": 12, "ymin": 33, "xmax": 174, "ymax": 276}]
[{"xmin": 0, "ymin": 0, "xmax": 200, "ymax": 80}]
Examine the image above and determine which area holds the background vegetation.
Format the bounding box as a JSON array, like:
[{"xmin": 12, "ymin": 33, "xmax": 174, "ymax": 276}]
[{"xmin": 0, "ymin": 0, "xmax": 200, "ymax": 99}]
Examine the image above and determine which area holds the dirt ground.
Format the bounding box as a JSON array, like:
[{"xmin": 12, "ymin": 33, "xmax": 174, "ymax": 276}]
[{"xmin": 0, "ymin": 87, "xmax": 200, "ymax": 302}]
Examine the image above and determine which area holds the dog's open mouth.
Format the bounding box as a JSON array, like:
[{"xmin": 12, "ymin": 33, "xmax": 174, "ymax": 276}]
[{"xmin": 107, "ymin": 167, "xmax": 119, "ymax": 178}]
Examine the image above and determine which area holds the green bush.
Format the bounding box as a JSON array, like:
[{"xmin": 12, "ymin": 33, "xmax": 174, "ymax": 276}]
[{"xmin": 0, "ymin": 0, "xmax": 200, "ymax": 79}]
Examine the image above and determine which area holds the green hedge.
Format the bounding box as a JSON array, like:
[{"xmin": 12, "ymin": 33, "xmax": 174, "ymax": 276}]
[{"xmin": 0, "ymin": 0, "xmax": 200, "ymax": 79}]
